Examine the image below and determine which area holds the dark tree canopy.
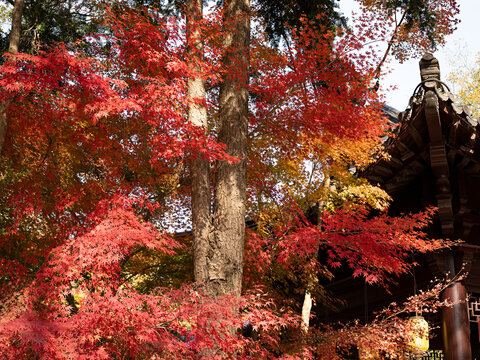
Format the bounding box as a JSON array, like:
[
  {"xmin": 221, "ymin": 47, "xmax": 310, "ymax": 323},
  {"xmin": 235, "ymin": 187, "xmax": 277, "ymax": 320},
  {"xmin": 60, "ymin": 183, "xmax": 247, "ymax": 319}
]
[
  {"xmin": 256, "ymin": 0, "xmax": 347, "ymax": 45},
  {"xmin": 385, "ymin": 0, "xmax": 439, "ymax": 45},
  {"xmin": 257, "ymin": 0, "xmax": 451, "ymax": 49},
  {"xmin": 0, "ymin": 0, "xmax": 101, "ymax": 54},
  {"xmin": 0, "ymin": 0, "xmax": 445, "ymax": 52}
]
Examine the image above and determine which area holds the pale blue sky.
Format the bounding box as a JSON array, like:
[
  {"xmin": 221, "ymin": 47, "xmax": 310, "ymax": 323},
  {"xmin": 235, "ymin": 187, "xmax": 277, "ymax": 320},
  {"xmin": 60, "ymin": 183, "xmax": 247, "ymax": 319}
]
[{"xmin": 339, "ymin": 0, "xmax": 480, "ymax": 111}]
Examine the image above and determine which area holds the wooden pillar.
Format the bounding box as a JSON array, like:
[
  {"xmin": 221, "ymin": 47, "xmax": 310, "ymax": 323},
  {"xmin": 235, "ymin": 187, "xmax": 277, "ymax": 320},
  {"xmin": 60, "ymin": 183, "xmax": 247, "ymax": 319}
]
[
  {"xmin": 418, "ymin": 53, "xmax": 472, "ymax": 359},
  {"xmin": 442, "ymin": 280, "xmax": 471, "ymax": 360}
]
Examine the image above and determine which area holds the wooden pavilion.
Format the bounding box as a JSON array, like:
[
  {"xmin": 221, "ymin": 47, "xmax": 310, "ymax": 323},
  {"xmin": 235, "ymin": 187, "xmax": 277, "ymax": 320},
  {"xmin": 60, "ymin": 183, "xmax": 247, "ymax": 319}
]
[{"xmin": 327, "ymin": 54, "xmax": 480, "ymax": 360}]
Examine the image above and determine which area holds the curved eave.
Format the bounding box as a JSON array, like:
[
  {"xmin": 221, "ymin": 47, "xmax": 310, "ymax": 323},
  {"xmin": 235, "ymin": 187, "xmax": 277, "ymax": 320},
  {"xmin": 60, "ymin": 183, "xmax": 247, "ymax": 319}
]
[{"xmin": 363, "ymin": 83, "xmax": 480, "ymax": 194}]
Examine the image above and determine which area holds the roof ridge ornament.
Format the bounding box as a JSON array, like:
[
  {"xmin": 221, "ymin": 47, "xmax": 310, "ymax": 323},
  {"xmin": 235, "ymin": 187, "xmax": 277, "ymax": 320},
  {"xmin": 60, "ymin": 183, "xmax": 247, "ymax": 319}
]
[
  {"xmin": 420, "ymin": 53, "xmax": 440, "ymax": 81},
  {"xmin": 409, "ymin": 53, "xmax": 450, "ymax": 107}
]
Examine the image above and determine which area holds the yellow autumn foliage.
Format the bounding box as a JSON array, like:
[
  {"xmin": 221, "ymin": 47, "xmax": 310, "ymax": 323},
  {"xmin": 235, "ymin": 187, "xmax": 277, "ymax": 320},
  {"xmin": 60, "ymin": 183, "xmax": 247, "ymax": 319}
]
[
  {"xmin": 0, "ymin": 3, "xmax": 12, "ymax": 27},
  {"xmin": 326, "ymin": 183, "xmax": 391, "ymax": 213},
  {"xmin": 447, "ymin": 51, "xmax": 480, "ymax": 116}
]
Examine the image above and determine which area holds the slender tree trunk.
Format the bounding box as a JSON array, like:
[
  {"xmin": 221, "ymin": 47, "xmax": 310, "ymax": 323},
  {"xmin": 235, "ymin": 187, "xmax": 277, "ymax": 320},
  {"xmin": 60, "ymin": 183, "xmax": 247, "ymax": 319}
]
[
  {"xmin": 0, "ymin": 0, "xmax": 25, "ymax": 155},
  {"xmin": 186, "ymin": 0, "xmax": 212, "ymax": 285},
  {"xmin": 301, "ymin": 291, "xmax": 313, "ymax": 332},
  {"xmin": 301, "ymin": 176, "xmax": 331, "ymax": 332},
  {"xmin": 206, "ymin": 0, "xmax": 250, "ymax": 297}
]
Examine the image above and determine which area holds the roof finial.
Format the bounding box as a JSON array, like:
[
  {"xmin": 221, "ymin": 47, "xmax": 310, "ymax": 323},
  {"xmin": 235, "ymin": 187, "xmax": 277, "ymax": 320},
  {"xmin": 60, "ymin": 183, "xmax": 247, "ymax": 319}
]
[{"xmin": 419, "ymin": 53, "xmax": 440, "ymax": 81}]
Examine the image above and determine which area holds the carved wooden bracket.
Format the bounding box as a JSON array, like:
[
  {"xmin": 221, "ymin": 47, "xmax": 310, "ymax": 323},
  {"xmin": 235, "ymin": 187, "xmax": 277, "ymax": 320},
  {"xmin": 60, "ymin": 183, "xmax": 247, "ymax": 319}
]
[{"xmin": 424, "ymin": 89, "xmax": 454, "ymax": 237}]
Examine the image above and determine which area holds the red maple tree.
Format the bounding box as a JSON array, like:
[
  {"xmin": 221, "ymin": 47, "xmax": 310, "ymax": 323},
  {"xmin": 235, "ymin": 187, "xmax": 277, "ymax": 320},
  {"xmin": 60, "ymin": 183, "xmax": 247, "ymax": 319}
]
[{"xmin": 0, "ymin": 1, "xmax": 459, "ymax": 358}]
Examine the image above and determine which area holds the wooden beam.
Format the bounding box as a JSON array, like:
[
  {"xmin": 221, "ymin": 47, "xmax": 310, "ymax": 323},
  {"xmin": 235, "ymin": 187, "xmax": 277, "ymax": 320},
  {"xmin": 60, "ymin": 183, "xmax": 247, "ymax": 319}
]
[
  {"xmin": 465, "ymin": 162, "xmax": 480, "ymax": 174},
  {"xmin": 387, "ymin": 156, "xmax": 403, "ymax": 169},
  {"xmin": 365, "ymin": 175, "xmax": 383, "ymax": 183},
  {"xmin": 395, "ymin": 140, "xmax": 415, "ymax": 161},
  {"xmin": 373, "ymin": 165, "xmax": 394, "ymax": 178},
  {"xmin": 407, "ymin": 125, "xmax": 425, "ymax": 148}
]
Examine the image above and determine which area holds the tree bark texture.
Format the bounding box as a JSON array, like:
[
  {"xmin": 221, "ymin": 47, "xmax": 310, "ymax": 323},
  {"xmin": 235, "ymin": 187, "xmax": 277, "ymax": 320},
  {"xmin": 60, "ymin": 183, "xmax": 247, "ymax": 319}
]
[
  {"xmin": 8, "ymin": 0, "xmax": 24, "ymax": 54},
  {"xmin": 186, "ymin": 0, "xmax": 212, "ymax": 285},
  {"xmin": 207, "ymin": 0, "xmax": 250, "ymax": 297},
  {"xmin": 0, "ymin": 0, "xmax": 25, "ymax": 156}
]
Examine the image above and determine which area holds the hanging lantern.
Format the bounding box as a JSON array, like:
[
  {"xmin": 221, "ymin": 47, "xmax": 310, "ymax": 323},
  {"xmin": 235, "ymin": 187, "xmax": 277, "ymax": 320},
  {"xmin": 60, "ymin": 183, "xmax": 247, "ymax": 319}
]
[{"xmin": 407, "ymin": 316, "xmax": 429, "ymax": 354}]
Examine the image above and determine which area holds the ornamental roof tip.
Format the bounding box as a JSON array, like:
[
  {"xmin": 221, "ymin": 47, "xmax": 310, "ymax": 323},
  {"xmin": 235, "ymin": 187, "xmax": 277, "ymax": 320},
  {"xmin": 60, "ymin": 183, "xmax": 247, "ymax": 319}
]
[
  {"xmin": 395, "ymin": 53, "xmax": 478, "ymax": 126},
  {"xmin": 419, "ymin": 52, "xmax": 440, "ymax": 82}
]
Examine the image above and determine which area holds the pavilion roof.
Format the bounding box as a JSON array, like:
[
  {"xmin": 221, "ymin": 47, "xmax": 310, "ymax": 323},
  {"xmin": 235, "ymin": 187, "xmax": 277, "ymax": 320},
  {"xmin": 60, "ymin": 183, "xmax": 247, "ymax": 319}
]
[{"xmin": 364, "ymin": 54, "xmax": 480, "ymax": 195}]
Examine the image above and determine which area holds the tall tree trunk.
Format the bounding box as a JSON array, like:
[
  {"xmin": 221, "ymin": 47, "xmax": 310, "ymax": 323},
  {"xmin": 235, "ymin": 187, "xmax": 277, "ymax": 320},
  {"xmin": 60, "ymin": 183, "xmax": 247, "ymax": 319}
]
[
  {"xmin": 8, "ymin": 0, "xmax": 24, "ymax": 54},
  {"xmin": 0, "ymin": 0, "xmax": 25, "ymax": 155},
  {"xmin": 186, "ymin": 0, "xmax": 212, "ymax": 285},
  {"xmin": 207, "ymin": 0, "xmax": 250, "ymax": 297}
]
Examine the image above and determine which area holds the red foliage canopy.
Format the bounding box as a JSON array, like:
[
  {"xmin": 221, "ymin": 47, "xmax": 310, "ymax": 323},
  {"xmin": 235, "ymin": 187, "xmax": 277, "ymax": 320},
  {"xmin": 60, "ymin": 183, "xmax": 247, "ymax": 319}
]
[{"xmin": 0, "ymin": 2, "xmax": 457, "ymax": 359}]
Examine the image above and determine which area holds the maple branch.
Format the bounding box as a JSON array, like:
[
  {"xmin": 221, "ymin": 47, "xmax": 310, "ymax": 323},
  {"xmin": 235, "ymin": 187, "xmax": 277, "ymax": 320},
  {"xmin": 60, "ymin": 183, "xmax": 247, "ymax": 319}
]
[
  {"xmin": 378, "ymin": 270, "xmax": 466, "ymax": 324},
  {"xmin": 256, "ymin": 178, "xmax": 286, "ymax": 226},
  {"xmin": 40, "ymin": 136, "xmax": 53, "ymax": 165},
  {"xmin": 361, "ymin": 39, "xmax": 385, "ymax": 48},
  {"xmin": 320, "ymin": 226, "xmax": 442, "ymax": 242},
  {"xmin": 373, "ymin": 9, "xmax": 407, "ymax": 87},
  {"xmin": 122, "ymin": 263, "xmax": 160, "ymax": 283}
]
